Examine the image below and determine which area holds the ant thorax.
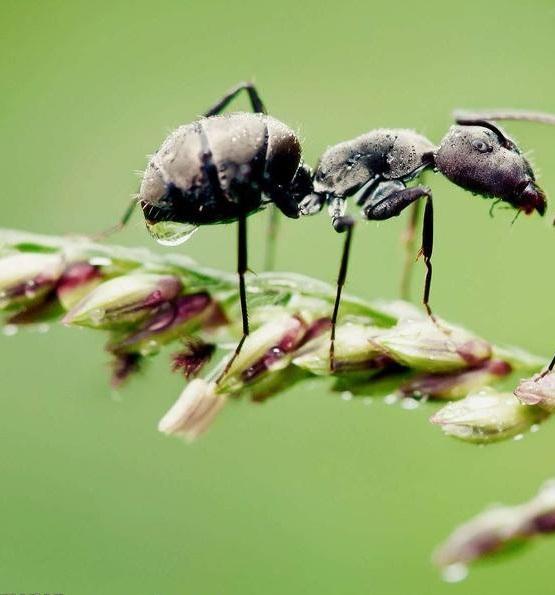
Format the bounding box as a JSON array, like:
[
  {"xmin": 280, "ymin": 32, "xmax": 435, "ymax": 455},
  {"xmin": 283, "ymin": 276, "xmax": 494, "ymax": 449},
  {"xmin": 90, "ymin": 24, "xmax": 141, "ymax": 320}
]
[{"xmin": 313, "ymin": 129, "xmax": 435, "ymax": 198}]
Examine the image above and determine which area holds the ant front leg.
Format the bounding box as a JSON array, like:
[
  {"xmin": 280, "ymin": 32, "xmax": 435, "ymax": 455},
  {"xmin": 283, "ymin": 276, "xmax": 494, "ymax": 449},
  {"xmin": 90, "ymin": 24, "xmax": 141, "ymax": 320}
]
[
  {"xmin": 328, "ymin": 197, "xmax": 355, "ymax": 371},
  {"xmin": 203, "ymin": 81, "xmax": 267, "ymax": 117},
  {"xmin": 362, "ymin": 182, "xmax": 437, "ymax": 323},
  {"xmin": 92, "ymin": 196, "xmax": 138, "ymax": 241},
  {"xmin": 216, "ymin": 213, "xmax": 251, "ymax": 383}
]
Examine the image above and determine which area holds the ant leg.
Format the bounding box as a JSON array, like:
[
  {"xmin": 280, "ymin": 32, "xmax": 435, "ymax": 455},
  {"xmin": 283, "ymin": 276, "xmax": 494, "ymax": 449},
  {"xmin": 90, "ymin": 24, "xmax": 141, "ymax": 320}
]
[
  {"xmin": 363, "ymin": 184, "xmax": 438, "ymax": 323},
  {"xmin": 92, "ymin": 197, "xmax": 138, "ymax": 241},
  {"xmin": 400, "ymin": 200, "xmax": 421, "ymax": 301},
  {"xmin": 538, "ymin": 354, "xmax": 555, "ymax": 379},
  {"xmin": 454, "ymin": 110, "xmax": 555, "ymax": 126},
  {"xmin": 216, "ymin": 214, "xmax": 250, "ymax": 383},
  {"xmin": 421, "ymin": 193, "xmax": 436, "ymax": 322},
  {"xmin": 328, "ymin": 197, "xmax": 355, "ymax": 371},
  {"xmin": 265, "ymin": 205, "xmax": 279, "ymax": 271},
  {"xmin": 203, "ymin": 82, "xmax": 266, "ymax": 117}
]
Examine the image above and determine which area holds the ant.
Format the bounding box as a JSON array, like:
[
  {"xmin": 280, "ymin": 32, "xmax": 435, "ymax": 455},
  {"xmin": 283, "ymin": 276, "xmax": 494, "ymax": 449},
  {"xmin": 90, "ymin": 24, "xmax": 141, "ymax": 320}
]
[
  {"xmin": 110, "ymin": 85, "xmax": 548, "ymax": 379},
  {"xmin": 298, "ymin": 109, "xmax": 547, "ymax": 336}
]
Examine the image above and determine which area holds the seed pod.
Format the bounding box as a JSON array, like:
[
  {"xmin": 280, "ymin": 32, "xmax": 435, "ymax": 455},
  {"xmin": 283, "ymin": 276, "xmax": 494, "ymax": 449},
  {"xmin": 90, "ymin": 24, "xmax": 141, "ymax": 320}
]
[
  {"xmin": 400, "ymin": 360, "xmax": 512, "ymax": 400},
  {"xmin": 293, "ymin": 323, "xmax": 388, "ymax": 375},
  {"xmin": 0, "ymin": 253, "xmax": 65, "ymax": 309},
  {"xmin": 514, "ymin": 371, "xmax": 555, "ymax": 411},
  {"xmin": 215, "ymin": 312, "xmax": 308, "ymax": 393},
  {"xmin": 434, "ymin": 480, "xmax": 555, "ymax": 569},
  {"xmin": 158, "ymin": 379, "xmax": 227, "ymax": 442},
  {"xmin": 63, "ymin": 273, "xmax": 182, "ymax": 329},
  {"xmin": 373, "ymin": 319, "xmax": 492, "ymax": 373},
  {"xmin": 430, "ymin": 388, "xmax": 547, "ymax": 443}
]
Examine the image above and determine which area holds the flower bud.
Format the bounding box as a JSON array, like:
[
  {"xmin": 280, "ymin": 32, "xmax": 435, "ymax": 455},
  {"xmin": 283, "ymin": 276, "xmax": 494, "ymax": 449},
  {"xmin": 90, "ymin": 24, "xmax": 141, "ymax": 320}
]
[
  {"xmin": 0, "ymin": 253, "xmax": 64, "ymax": 309},
  {"xmin": 158, "ymin": 379, "xmax": 226, "ymax": 441},
  {"xmin": 63, "ymin": 273, "xmax": 182, "ymax": 329},
  {"xmin": 293, "ymin": 322, "xmax": 388, "ymax": 375},
  {"xmin": 216, "ymin": 313, "xmax": 308, "ymax": 393},
  {"xmin": 434, "ymin": 480, "xmax": 555, "ymax": 569},
  {"xmin": 108, "ymin": 292, "xmax": 223, "ymax": 356},
  {"xmin": 400, "ymin": 360, "xmax": 512, "ymax": 400},
  {"xmin": 430, "ymin": 388, "xmax": 546, "ymax": 443},
  {"xmin": 56, "ymin": 262, "xmax": 103, "ymax": 310},
  {"xmin": 373, "ymin": 319, "xmax": 492, "ymax": 373},
  {"xmin": 172, "ymin": 340, "xmax": 216, "ymax": 379},
  {"xmin": 514, "ymin": 371, "xmax": 555, "ymax": 411}
]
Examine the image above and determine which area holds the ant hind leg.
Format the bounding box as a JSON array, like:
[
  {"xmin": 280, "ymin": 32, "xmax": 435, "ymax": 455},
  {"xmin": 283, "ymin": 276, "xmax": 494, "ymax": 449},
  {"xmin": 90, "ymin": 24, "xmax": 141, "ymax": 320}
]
[{"xmin": 362, "ymin": 183, "xmax": 439, "ymax": 325}]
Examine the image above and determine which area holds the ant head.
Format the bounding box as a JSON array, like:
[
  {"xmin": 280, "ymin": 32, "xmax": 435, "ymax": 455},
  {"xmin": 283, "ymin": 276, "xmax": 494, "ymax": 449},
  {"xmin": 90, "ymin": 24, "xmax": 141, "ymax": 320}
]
[{"xmin": 435, "ymin": 123, "xmax": 546, "ymax": 216}]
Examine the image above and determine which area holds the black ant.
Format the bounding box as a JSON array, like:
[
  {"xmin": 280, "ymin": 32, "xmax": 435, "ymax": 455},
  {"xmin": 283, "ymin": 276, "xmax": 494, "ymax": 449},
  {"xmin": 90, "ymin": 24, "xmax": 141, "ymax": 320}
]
[
  {"xmin": 299, "ymin": 109, "xmax": 547, "ymax": 343},
  {"xmin": 110, "ymin": 85, "xmax": 549, "ymax": 378}
]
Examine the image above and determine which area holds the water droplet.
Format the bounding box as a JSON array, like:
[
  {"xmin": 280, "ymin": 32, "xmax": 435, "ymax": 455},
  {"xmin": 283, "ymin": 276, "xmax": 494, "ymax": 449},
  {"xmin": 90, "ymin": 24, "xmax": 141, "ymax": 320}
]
[
  {"xmin": 90, "ymin": 308, "xmax": 105, "ymax": 324},
  {"xmin": 341, "ymin": 391, "xmax": 353, "ymax": 401},
  {"xmin": 531, "ymin": 424, "xmax": 540, "ymax": 433},
  {"xmin": 140, "ymin": 339, "xmax": 160, "ymax": 356},
  {"xmin": 146, "ymin": 221, "xmax": 198, "ymax": 247},
  {"xmin": 2, "ymin": 324, "xmax": 18, "ymax": 336},
  {"xmin": 24, "ymin": 280, "xmax": 38, "ymax": 298},
  {"xmin": 89, "ymin": 257, "xmax": 112, "ymax": 267},
  {"xmin": 36, "ymin": 323, "xmax": 50, "ymax": 334},
  {"xmin": 401, "ymin": 397, "xmax": 419, "ymax": 410},
  {"xmin": 384, "ymin": 394, "xmax": 399, "ymax": 405},
  {"xmin": 513, "ymin": 433, "xmax": 524, "ymax": 441},
  {"xmin": 442, "ymin": 563, "xmax": 468, "ymax": 583}
]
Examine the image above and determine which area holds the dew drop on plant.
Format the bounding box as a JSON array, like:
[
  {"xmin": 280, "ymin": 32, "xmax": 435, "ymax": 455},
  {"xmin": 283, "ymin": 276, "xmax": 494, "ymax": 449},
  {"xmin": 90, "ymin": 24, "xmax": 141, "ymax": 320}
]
[
  {"xmin": 341, "ymin": 391, "xmax": 353, "ymax": 401},
  {"xmin": 146, "ymin": 221, "xmax": 198, "ymax": 246},
  {"xmin": 442, "ymin": 563, "xmax": 468, "ymax": 583},
  {"xmin": 90, "ymin": 308, "xmax": 105, "ymax": 325},
  {"xmin": 384, "ymin": 394, "xmax": 398, "ymax": 405},
  {"xmin": 24, "ymin": 280, "xmax": 38, "ymax": 298},
  {"xmin": 531, "ymin": 424, "xmax": 540, "ymax": 433},
  {"xmin": 513, "ymin": 433, "xmax": 524, "ymax": 441},
  {"xmin": 89, "ymin": 257, "xmax": 112, "ymax": 267},
  {"xmin": 140, "ymin": 339, "xmax": 160, "ymax": 356},
  {"xmin": 2, "ymin": 324, "xmax": 18, "ymax": 336},
  {"xmin": 401, "ymin": 397, "xmax": 419, "ymax": 410}
]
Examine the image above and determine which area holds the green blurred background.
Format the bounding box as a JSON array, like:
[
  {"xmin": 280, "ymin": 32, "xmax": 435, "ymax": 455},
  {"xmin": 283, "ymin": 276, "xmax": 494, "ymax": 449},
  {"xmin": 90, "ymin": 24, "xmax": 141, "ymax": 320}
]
[{"xmin": 1, "ymin": 1, "xmax": 555, "ymax": 593}]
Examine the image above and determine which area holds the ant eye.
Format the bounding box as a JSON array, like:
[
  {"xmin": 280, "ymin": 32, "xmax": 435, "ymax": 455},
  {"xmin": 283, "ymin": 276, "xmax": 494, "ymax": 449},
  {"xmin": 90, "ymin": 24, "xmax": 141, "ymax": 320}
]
[{"xmin": 472, "ymin": 139, "xmax": 492, "ymax": 153}]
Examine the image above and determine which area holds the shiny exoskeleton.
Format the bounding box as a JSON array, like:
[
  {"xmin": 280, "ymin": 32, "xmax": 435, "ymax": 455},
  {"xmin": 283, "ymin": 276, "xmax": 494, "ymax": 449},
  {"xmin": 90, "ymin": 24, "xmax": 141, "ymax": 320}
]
[
  {"xmin": 135, "ymin": 83, "xmax": 313, "ymax": 377},
  {"xmin": 298, "ymin": 118, "xmax": 547, "ymax": 329},
  {"xmin": 140, "ymin": 114, "xmax": 312, "ymax": 228},
  {"xmin": 115, "ymin": 86, "xmax": 550, "ymax": 376}
]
